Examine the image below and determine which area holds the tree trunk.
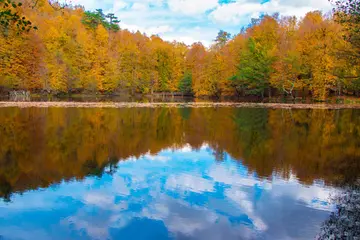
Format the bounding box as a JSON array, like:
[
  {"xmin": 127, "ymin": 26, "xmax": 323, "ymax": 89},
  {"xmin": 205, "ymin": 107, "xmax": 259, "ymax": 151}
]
[{"xmin": 301, "ymin": 87, "xmax": 304, "ymax": 99}]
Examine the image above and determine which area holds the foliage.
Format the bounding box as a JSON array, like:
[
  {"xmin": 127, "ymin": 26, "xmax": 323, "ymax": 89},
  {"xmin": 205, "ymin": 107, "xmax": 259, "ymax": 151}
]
[
  {"xmin": 178, "ymin": 71, "xmax": 192, "ymax": 95},
  {"xmin": 82, "ymin": 9, "xmax": 120, "ymax": 32},
  {"xmin": 331, "ymin": 0, "xmax": 360, "ymax": 93},
  {"xmin": 0, "ymin": 0, "xmax": 36, "ymax": 35},
  {"xmin": 214, "ymin": 30, "xmax": 231, "ymax": 48},
  {"xmin": 270, "ymin": 16, "xmax": 301, "ymax": 98},
  {"xmin": 232, "ymin": 38, "xmax": 275, "ymax": 96},
  {"xmin": 332, "ymin": 0, "xmax": 360, "ymax": 51},
  {"xmin": 0, "ymin": 1, "xmax": 359, "ymax": 98}
]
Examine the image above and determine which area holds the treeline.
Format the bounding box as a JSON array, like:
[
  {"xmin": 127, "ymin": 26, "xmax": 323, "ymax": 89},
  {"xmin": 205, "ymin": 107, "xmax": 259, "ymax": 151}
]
[{"xmin": 0, "ymin": 0, "xmax": 359, "ymax": 100}]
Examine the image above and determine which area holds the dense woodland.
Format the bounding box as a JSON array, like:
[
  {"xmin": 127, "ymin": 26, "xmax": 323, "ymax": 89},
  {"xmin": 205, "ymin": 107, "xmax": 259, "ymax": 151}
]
[{"xmin": 0, "ymin": 0, "xmax": 359, "ymax": 100}]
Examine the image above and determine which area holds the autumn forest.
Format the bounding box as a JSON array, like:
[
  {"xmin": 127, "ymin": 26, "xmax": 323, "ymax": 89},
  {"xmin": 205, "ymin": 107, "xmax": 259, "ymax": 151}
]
[{"xmin": 1, "ymin": 0, "xmax": 360, "ymax": 100}]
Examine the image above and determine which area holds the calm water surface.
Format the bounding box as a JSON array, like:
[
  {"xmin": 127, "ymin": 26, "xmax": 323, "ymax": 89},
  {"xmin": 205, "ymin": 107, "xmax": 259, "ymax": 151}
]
[{"xmin": 0, "ymin": 107, "xmax": 359, "ymax": 240}]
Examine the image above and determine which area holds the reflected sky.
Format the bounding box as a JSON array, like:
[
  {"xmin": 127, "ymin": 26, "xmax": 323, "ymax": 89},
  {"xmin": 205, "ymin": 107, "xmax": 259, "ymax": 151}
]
[{"xmin": 0, "ymin": 144, "xmax": 335, "ymax": 240}]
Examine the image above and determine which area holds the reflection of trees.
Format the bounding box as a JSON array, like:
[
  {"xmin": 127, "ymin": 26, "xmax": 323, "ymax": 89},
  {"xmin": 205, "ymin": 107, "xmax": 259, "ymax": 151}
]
[
  {"xmin": 231, "ymin": 108, "xmax": 273, "ymax": 177},
  {"xmin": 0, "ymin": 107, "xmax": 359, "ymax": 200},
  {"xmin": 317, "ymin": 185, "xmax": 360, "ymax": 240}
]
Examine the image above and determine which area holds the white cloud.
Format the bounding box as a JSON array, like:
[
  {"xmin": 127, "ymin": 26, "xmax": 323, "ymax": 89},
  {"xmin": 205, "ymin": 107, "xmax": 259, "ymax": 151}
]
[
  {"xmin": 162, "ymin": 27, "xmax": 215, "ymax": 47},
  {"xmin": 113, "ymin": 0, "xmax": 128, "ymax": 11},
  {"xmin": 167, "ymin": 0, "xmax": 219, "ymax": 15},
  {"xmin": 131, "ymin": 2, "xmax": 148, "ymax": 11},
  {"xmin": 66, "ymin": 0, "xmax": 333, "ymax": 46},
  {"xmin": 210, "ymin": 0, "xmax": 333, "ymax": 24}
]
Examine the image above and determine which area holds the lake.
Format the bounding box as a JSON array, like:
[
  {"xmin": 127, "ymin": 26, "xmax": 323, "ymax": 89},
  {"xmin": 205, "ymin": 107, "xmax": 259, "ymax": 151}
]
[{"xmin": 0, "ymin": 107, "xmax": 359, "ymax": 240}]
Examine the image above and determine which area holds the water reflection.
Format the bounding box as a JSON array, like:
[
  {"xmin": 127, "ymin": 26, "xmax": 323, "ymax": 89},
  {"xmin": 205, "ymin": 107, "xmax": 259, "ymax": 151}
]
[
  {"xmin": 0, "ymin": 107, "xmax": 359, "ymax": 239},
  {"xmin": 0, "ymin": 146, "xmax": 335, "ymax": 240}
]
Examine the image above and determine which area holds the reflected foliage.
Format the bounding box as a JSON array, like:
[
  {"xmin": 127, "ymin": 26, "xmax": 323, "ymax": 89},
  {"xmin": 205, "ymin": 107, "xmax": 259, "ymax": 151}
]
[{"xmin": 0, "ymin": 107, "xmax": 359, "ymax": 200}]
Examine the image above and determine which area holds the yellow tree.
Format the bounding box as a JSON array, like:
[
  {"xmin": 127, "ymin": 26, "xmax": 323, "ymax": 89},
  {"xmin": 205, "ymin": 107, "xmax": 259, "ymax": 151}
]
[
  {"xmin": 117, "ymin": 30, "xmax": 141, "ymax": 94},
  {"xmin": 93, "ymin": 25, "xmax": 111, "ymax": 92},
  {"xmin": 226, "ymin": 33, "xmax": 247, "ymax": 96},
  {"xmin": 270, "ymin": 16, "xmax": 301, "ymax": 98},
  {"xmin": 1, "ymin": 0, "xmax": 358, "ymax": 100},
  {"xmin": 204, "ymin": 51, "xmax": 225, "ymax": 97},
  {"xmin": 186, "ymin": 43, "xmax": 207, "ymax": 97},
  {"xmin": 137, "ymin": 36, "xmax": 159, "ymax": 94},
  {"xmin": 298, "ymin": 11, "xmax": 342, "ymax": 100},
  {"xmin": 41, "ymin": 24, "xmax": 69, "ymax": 92},
  {"xmin": 169, "ymin": 42, "xmax": 187, "ymax": 94}
]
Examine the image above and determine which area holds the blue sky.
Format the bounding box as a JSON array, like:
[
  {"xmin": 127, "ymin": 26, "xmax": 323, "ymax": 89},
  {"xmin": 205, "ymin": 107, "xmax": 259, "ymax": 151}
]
[{"xmin": 70, "ymin": 0, "xmax": 332, "ymax": 46}]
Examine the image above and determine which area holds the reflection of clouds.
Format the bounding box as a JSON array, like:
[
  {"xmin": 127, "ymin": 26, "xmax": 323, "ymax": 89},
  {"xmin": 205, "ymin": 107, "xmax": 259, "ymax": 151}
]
[
  {"xmin": 143, "ymin": 203, "xmax": 170, "ymax": 220},
  {"xmin": 0, "ymin": 147, "xmax": 336, "ymax": 240},
  {"xmin": 82, "ymin": 191, "xmax": 129, "ymax": 211},
  {"xmin": 143, "ymin": 198, "xmax": 218, "ymax": 236},
  {"xmin": 271, "ymin": 177, "xmax": 336, "ymax": 211},
  {"xmin": 225, "ymin": 188, "xmax": 268, "ymax": 231},
  {"xmin": 201, "ymin": 143, "xmax": 210, "ymax": 150},
  {"xmin": 210, "ymin": 164, "xmax": 334, "ymax": 212},
  {"xmin": 0, "ymin": 179, "xmax": 93, "ymax": 213},
  {"xmin": 0, "ymin": 194, "xmax": 55, "ymax": 212},
  {"xmin": 166, "ymin": 174, "xmax": 214, "ymax": 193},
  {"xmin": 209, "ymin": 164, "xmax": 272, "ymax": 193},
  {"xmin": 225, "ymin": 189, "xmax": 252, "ymax": 212},
  {"xmin": 179, "ymin": 144, "xmax": 192, "ymax": 153},
  {"xmin": 83, "ymin": 192, "xmax": 114, "ymax": 207},
  {"xmin": 166, "ymin": 209, "xmax": 218, "ymax": 236},
  {"xmin": 111, "ymin": 175, "xmax": 130, "ymax": 197},
  {"xmin": 0, "ymin": 227, "xmax": 51, "ymax": 240},
  {"xmin": 144, "ymin": 154, "xmax": 171, "ymax": 162},
  {"xmin": 140, "ymin": 196, "xmax": 256, "ymax": 240},
  {"xmin": 65, "ymin": 209, "xmax": 111, "ymax": 240},
  {"xmin": 118, "ymin": 144, "xmax": 198, "ymax": 164},
  {"xmin": 65, "ymin": 190, "xmax": 131, "ymax": 239},
  {"xmin": 163, "ymin": 144, "xmax": 194, "ymax": 153},
  {"xmin": 209, "ymin": 164, "xmax": 265, "ymax": 188}
]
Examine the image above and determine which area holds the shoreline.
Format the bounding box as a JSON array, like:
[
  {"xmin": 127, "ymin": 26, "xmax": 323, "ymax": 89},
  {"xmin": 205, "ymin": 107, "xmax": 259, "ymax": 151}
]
[{"xmin": 1, "ymin": 101, "xmax": 360, "ymax": 109}]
